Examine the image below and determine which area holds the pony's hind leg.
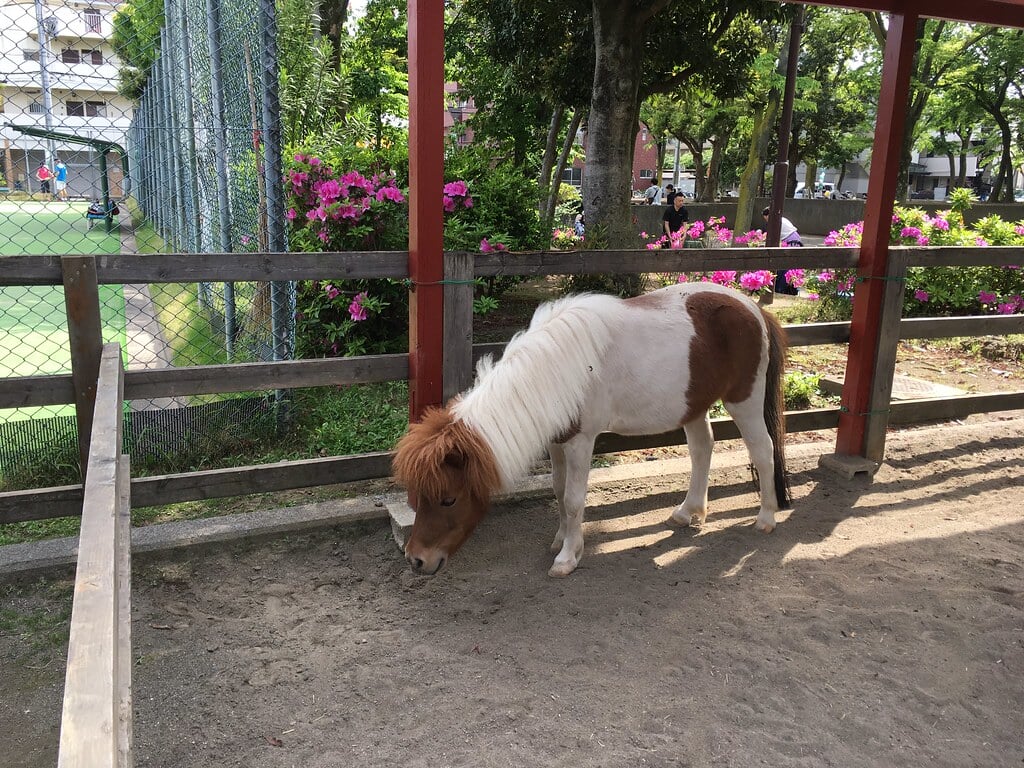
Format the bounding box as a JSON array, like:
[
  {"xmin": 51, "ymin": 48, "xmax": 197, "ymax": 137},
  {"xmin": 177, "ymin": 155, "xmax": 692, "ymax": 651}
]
[
  {"xmin": 548, "ymin": 441, "xmax": 568, "ymax": 552},
  {"xmin": 549, "ymin": 434, "xmax": 595, "ymax": 578},
  {"xmin": 724, "ymin": 395, "xmax": 779, "ymax": 533},
  {"xmin": 669, "ymin": 413, "xmax": 714, "ymax": 528}
]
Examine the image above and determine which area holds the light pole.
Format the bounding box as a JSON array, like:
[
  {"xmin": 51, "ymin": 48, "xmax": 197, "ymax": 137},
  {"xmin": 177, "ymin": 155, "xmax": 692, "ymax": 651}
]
[{"xmin": 33, "ymin": 0, "xmax": 57, "ymax": 169}]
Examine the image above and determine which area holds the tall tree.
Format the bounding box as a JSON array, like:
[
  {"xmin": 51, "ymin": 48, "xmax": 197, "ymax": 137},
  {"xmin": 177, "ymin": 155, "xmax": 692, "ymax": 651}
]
[
  {"xmin": 585, "ymin": 0, "xmax": 785, "ymax": 246},
  {"xmin": 866, "ymin": 15, "xmax": 994, "ymax": 199},
  {"xmin": 945, "ymin": 28, "xmax": 1024, "ymax": 201}
]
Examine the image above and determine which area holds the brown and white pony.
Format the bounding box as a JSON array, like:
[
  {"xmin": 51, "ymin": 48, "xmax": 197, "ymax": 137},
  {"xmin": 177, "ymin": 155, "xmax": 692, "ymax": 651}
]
[{"xmin": 392, "ymin": 282, "xmax": 791, "ymax": 577}]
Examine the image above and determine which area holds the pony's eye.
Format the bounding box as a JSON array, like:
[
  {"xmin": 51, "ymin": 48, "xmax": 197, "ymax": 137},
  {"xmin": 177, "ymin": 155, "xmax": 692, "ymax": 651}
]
[{"xmin": 440, "ymin": 497, "xmax": 457, "ymax": 507}]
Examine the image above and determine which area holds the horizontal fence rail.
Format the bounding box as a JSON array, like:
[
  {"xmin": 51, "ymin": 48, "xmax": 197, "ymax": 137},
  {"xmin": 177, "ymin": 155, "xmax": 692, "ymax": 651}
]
[
  {"xmin": 2, "ymin": 245, "xmax": 1023, "ymax": 525},
  {"xmin": 56, "ymin": 344, "xmax": 132, "ymax": 768}
]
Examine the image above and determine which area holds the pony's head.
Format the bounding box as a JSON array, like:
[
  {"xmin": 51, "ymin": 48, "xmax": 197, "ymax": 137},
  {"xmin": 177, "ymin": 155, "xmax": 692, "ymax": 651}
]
[{"xmin": 392, "ymin": 407, "xmax": 502, "ymax": 575}]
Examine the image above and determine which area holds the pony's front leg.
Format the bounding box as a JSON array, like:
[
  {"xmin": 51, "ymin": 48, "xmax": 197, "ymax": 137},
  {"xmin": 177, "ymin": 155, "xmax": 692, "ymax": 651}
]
[
  {"xmin": 669, "ymin": 414, "xmax": 713, "ymax": 528},
  {"xmin": 548, "ymin": 434, "xmax": 595, "ymax": 578},
  {"xmin": 548, "ymin": 441, "xmax": 568, "ymax": 553}
]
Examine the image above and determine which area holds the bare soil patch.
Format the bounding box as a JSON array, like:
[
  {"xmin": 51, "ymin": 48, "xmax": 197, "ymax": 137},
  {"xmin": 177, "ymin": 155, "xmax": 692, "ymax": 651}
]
[{"xmin": 3, "ymin": 417, "xmax": 1023, "ymax": 768}]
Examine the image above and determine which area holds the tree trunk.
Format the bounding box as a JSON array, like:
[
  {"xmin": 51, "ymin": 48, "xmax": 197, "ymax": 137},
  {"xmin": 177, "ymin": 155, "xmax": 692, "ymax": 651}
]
[
  {"xmin": 584, "ymin": 0, "xmax": 646, "ymax": 248},
  {"xmin": 539, "ymin": 104, "xmax": 565, "ymax": 213},
  {"xmin": 735, "ymin": 97, "xmax": 778, "ymax": 236},
  {"xmin": 545, "ymin": 108, "xmax": 584, "ymax": 228},
  {"xmin": 992, "ymin": 112, "xmax": 1014, "ymax": 201}
]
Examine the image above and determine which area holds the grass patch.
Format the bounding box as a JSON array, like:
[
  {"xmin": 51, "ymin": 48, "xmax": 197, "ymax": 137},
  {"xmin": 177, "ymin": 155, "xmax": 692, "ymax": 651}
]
[
  {"xmin": 148, "ymin": 282, "xmax": 229, "ymax": 367},
  {"xmin": 0, "ymin": 578, "xmax": 73, "ymax": 662}
]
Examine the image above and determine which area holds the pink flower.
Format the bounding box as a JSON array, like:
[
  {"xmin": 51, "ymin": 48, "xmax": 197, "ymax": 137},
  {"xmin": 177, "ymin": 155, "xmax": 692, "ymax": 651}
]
[
  {"xmin": 900, "ymin": 226, "xmax": 922, "ymax": 239},
  {"xmin": 324, "ymin": 283, "xmax": 340, "ymax": 300},
  {"xmin": 375, "ymin": 185, "xmax": 406, "ymax": 203},
  {"xmin": 739, "ymin": 270, "xmax": 774, "ymax": 291},
  {"xmin": 479, "ymin": 238, "xmax": 494, "ymax": 252},
  {"xmin": 463, "ymin": 196, "xmax": 474, "ymax": 208},
  {"xmin": 676, "ymin": 273, "xmax": 689, "ymax": 283},
  {"xmin": 348, "ymin": 292, "xmax": 369, "ymax": 321},
  {"xmin": 309, "ymin": 156, "xmax": 321, "ymax": 166},
  {"xmin": 976, "ymin": 237, "xmax": 989, "ymax": 247},
  {"xmin": 997, "ymin": 302, "xmax": 1016, "ymax": 315},
  {"xmin": 710, "ymin": 270, "xmax": 736, "ymax": 285},
  {"xmin": 916, "ymin": 235, "xmax": 930, "ymax": 246},
  {"xmin": 315, "ymin": 179, "xmax": 343, "ymax": 205},
  {"xmin": 785, "ymin": 269, "xmax": 806, "ymax": 288},
  {"xmin": 286, "ymin": 208, "xmax": 297, "ymax": 221},
  {"xmin": 979, "ymin": 291, "xmax": 997, "ymax": 304},
  {"xmin": 443, "ymin": 180, "xmax": 468, "ymax": 197},
  {"xmin": 293, "ymin": 153, "xmax": 306, "ymax": 163},
  {"xmin": 914, "ymin": 289, "xmax": 929, "ymax": 302},
  {"xmin": 241, "ymin": 235, "xmax": 251, "ymax": 246},
  {"xmin": 443, "ymin": 196, "xmax": 457, "ymax": 213},
  {"xmin": 933, "ymin": 218, "xmax": 950, "ymax": 231}
]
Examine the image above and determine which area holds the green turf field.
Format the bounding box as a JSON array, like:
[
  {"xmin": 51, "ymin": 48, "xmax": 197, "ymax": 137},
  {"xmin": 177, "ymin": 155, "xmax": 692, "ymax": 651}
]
[
  {"xmin": 0, "ymin": 200, "xmax": 126, "ymax": 421},
  {"xmin": 0, "ymin": 200, "xmax": 122, "ymax": 255}
]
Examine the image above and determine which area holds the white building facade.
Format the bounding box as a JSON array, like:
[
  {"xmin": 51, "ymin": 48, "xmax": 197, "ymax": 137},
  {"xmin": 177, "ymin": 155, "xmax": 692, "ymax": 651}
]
[{"xmin": 0, "ymin": 0, "xmax": 133, "ymax": 197}]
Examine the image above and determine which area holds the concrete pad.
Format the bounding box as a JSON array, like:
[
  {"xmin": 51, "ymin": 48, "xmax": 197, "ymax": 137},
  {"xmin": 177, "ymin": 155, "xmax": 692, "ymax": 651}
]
[
  {"xmin": 821, "ymin": 374, "xmax": 965, "ymax": 400},
  {"xmin": 818, "ymin": 452, "xmax": 880, "ymax": 479}
]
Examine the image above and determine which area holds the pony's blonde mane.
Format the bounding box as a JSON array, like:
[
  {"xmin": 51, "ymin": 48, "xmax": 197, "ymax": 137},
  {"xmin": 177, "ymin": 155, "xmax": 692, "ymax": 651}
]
[
  {"xmin": 452, "ymin": 293, "xmax": 623, "ymax": 489},
  {"xmin": 392, "ymin": 406, "xmax": 502, "ymax": 502}
]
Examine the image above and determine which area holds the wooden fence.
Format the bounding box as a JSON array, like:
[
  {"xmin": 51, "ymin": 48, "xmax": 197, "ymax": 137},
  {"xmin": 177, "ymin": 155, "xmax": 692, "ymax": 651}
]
[
  {"xmin": 2, "ymin": 246, "xmax": 1024, "ymax": 525},
  {"xmin": 56, "ymin": 343, "xmax": 132, "ymax": 768}
]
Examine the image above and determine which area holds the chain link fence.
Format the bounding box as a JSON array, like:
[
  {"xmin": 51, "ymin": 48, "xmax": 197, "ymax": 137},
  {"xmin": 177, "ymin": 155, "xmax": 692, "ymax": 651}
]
[{"xmin": 0, "ymin": 0, "xmax": 294, "ymax": 490}]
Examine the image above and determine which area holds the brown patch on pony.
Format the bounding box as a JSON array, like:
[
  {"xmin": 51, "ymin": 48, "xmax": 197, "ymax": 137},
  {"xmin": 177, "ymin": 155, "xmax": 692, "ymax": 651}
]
[
  {"xmin": 552, "ymin": 420, "xmax": 581, "ymax": 444},
  {"xmin": 392, "ymin": 407, "xmax": 502, "ymax": 505},
  {"xmin": 680, "ymin": 291, "xmax": 764, "ymax": 425}
]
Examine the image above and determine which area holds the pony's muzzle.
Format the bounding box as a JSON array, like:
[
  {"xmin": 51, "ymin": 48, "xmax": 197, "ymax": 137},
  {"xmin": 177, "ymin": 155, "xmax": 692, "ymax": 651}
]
[{"xmin": 405, "ymin": 549, "xmax": 447, "ymax": 576}]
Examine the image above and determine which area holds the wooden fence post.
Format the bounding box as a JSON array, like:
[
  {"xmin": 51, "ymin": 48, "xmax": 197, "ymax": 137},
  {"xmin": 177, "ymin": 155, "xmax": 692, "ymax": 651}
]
[
  {"xmin": 442, "ymin": 251, "xmax": 475, "ymax": 402},
  {"xmin": 863, "ymin": 250, "xmax": 908, "ymax": 463},
  {"xmin": 62, "ymin": 255, "xmax": 104, "ymax": 478}
]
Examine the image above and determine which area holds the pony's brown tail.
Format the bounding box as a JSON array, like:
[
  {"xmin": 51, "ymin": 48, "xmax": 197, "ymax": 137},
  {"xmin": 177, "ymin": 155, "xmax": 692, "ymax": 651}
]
[{"xmin": 761, "ymin": 309, "xmax": 791, "ymax": 509}]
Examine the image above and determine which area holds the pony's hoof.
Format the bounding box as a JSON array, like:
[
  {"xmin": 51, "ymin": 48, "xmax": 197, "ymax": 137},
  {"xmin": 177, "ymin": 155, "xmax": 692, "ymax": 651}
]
[
  {"xmin": 754, "ymin": 515, "xmax": 776, "ymax": 533},
  {"xmin": 547, "ymin": 560, "xmax": 578, "ymax": 578},
  {"xmin": 668, "ymin": 505, "xmax": 706, "ymax": 528}
]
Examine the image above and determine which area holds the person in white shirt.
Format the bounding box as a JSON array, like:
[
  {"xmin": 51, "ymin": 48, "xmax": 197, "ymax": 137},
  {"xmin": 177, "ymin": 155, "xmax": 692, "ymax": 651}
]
[
  {"xmin": 762, "ymin": 207, "xmax": 801, "ymax": 294},
  {"xmin": 644, "ymin": 182, "xmax": 662, "ymax": 205},
  {"xmin": 762, "ymin": 207, "xmax": 802, "ymax": 246}
]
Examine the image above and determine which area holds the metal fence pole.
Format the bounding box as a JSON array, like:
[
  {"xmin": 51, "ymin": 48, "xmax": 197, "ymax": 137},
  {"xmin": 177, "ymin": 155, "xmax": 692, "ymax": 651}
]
[
  {"xmin": 206, "ymin": 0, "xmax": 237, "ymax": 359},
  {"xmin": 259, "ymin": 0, "xmax": 293, "ymax": 368}
]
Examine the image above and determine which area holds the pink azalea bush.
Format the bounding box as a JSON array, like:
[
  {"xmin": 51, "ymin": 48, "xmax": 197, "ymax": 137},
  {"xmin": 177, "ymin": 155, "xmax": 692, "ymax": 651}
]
[{"xmin": 782, "ymin": 204, "xmax": 1024, "ymax": 319}]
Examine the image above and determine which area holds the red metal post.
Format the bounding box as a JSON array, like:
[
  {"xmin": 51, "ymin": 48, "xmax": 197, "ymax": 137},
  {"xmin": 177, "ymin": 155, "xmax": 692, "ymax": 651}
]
[
  {"xmin": 834, "ymin": 12, "xmax": 918, "ymax": 456},
  {"xmin": 407, "ymin": 0, "xmax": 446, "ymax": 419}
]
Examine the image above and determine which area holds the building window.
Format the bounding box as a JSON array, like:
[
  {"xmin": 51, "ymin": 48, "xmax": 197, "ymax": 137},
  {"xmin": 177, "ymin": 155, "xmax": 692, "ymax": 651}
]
[
  {"xmin": 66, "ymin": 100, "xmax": 106, "ymax": 117},
  {"xmin": 62, "ymin": 49, "xmax": 81, "ymax": 64},
  {"xmin": 84, "ymin": 9, "xmax": 101, "ymax": 33},
  {"xmin": 22, "ymin": 49, "xmax": 40, "ymax": 62},
  {"xmin": 560, "ymin": 167, "xmax": 583, "ymax": 186},
  {"xmin": 29, "ymin": 101, "xmax": 45, "ymax": 114},
  {"xmin": 639, "ymin": 169, "xmax": 654, "ymax": 179},
  {"xmin": 85, "ymin": 49, "xmax": 103, "ymax": 65}
]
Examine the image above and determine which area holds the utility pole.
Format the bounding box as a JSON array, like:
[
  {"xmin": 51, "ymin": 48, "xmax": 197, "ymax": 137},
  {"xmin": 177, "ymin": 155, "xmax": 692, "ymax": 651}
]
[{"xmin": 33, "ymin": 0, "xmax": 57, "ymax": 168}]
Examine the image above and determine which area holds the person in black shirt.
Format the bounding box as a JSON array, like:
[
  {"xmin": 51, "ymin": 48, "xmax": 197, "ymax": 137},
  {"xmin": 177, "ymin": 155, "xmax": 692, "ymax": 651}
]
[{"xmin": 662, "ymin": 193, "xmax": 689, "ymax": 238}]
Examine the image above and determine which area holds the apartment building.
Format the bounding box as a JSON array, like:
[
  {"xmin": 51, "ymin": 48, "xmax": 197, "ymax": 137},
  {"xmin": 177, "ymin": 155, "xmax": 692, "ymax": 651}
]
[{"xmin": 0, "ymin": 0, "xmax": 132, "ymax": 196}]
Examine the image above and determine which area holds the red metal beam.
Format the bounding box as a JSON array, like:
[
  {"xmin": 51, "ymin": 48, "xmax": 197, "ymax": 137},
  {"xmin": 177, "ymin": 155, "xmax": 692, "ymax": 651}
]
[
  {"xmin": 834, "ymin": 12, "xmax": 919, "ymax": 456},
  {"xmin": 407, "ymin": 0, "xmax": 446, "ymax": 420},
  {"xmin": 799, "ymin": 0, "xmax": 1024, "ymax": 29}
]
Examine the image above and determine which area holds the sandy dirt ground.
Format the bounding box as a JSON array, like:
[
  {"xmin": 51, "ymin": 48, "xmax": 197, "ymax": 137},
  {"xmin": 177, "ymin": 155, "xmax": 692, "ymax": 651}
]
[{"xmin": 3, "ymin": 416, "xmax": 1023, "ymax": 768}]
